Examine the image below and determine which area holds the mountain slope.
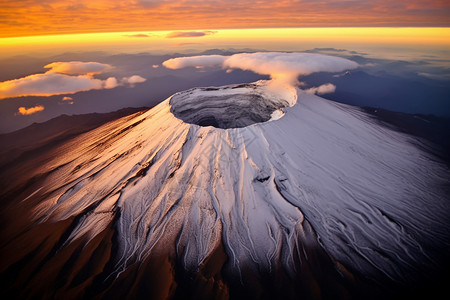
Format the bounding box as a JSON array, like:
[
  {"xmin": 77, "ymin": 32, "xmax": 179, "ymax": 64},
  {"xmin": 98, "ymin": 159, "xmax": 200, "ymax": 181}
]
[
  {"xmin": 1, "ymin": 81, "xmax": 449, "ymax": 299},
  {"xmin": 0, "ymin": 107, "xmax": 148, "ymax": 169}
]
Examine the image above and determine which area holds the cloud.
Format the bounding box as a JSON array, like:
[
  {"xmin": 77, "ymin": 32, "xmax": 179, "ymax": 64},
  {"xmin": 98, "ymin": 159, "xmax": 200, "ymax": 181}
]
[
  {"xmin": 123, "ymin": 33, "xmax": 150, "ymax": 38},
  {"xmin": 44, "ymin": 61, "xmax": 112, "ymax": 75},
  {"xmin": 104, "ymin": 77, "xmax": 119, "ymax": 89},
  {"xmin": 333, "ymin": 71, "xmax": 351, "ymax": 78},
  {"xmin": 163, "ymin": 55, "xmax": 227, "ymax": 69},
  {"xmin": 0, "ymin": 62, "xmax": 147, "ymax": 99},
  {"xmin": 122, "ymin": 75, "xmax": 147, "ymax": 87},
  {"xmin": 61, "ymin": 96, "xmax": 74, "ymax": 104},
  {"xmin": 163, "ymin": 52, "xmax": 358, "ymax": 84},
  {"xmin": 224, "ymin": 52, "xmax": 358, "ymax": 83},
  {"xmin": 417, "ymin": 72, "xmax": 450, "ymax": 80},
  {"xmin": 306, "ymin": 83, "xmax": 336, "ymax": 95},
  {"xmin": 166, "ymin": 31, "xmax": 216, "ymax": 38},
  {"xmin": 123, "ymin": 75, "xmax": 146, "ymax": 84},
  {"xmin": 0, "ymin": 73, "xmax": 105, "ymax": 99},
  {"xmin": 307, "ymin": 48, "xmax": 368, "ymax": 56},
  {"xmin": 163, "ymin": 52, "xmax": 356, "ymax": 107},
  {"xmin": 16, "ymin": 105, "xmax": 44, "ymax": 115}
]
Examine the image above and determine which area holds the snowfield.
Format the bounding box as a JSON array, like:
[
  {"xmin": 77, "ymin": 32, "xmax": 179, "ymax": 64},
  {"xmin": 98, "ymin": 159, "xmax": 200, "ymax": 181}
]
[
  {"xmin": 26, "ymin": 82, "xmax": 450, "ymax": 278},
  {"xmin": 2, "ymin": 80, "xmax": 449, "ymax": 298}
]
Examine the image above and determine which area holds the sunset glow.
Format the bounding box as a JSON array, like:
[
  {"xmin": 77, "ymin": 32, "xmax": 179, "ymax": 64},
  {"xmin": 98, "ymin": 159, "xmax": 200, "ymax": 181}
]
[
  {"xmin": 1, "ymin": 28, "xmax": 449, "ymax": 59},
  {"xmin": 1, "ymin": 0, "xmax": 449, "ymax": 38},
  {"xmin": 3, "ymin": 28, "xmax": 449, "ymax": 45}
]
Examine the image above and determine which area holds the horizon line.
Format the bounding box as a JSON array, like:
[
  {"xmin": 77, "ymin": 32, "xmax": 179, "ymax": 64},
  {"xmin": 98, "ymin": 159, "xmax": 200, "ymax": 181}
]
[{"xmin": 2, "ymin": 26, "xmax": 450, "ymax": 40}]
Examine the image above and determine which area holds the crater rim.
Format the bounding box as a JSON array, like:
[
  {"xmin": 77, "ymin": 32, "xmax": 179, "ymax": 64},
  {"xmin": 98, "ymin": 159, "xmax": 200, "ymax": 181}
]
[{"xmin": 169, "ymin": 83, "xmax": 290, "ymax": 129}]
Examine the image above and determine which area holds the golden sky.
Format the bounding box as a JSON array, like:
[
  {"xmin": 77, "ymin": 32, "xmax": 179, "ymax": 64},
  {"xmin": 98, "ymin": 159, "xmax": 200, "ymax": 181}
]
[
  {"xmin": 1, "ymin": 28, "xmax": 449, "ymax": 61},
  {"xmin": 1, "ymin": 0, "xmax": 450, "ymax": 38}
]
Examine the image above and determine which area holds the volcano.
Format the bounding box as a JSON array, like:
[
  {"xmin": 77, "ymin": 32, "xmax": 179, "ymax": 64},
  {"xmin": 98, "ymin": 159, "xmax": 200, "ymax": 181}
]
[{"xmin": 1, "ymin": 76, "xmax": 450, "ymax": 299}]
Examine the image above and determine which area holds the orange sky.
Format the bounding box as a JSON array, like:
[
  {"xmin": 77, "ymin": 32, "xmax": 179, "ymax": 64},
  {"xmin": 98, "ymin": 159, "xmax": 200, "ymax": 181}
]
[{"xmin": 1, "ymin": 0, "xmax": 450, "ymax": 38}]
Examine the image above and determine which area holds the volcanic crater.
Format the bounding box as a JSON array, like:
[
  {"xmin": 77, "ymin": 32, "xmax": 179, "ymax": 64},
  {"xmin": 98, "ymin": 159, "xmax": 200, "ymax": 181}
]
[{"xmin": 169, "ymin": 83, "xmax": 290, "ymax": 129}]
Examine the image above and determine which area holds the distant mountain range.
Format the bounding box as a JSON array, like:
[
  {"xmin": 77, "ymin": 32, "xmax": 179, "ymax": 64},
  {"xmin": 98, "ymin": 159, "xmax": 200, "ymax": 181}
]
[{"xmin": 0, "ymin": 107, "xmax": 148, "ymax": 169}]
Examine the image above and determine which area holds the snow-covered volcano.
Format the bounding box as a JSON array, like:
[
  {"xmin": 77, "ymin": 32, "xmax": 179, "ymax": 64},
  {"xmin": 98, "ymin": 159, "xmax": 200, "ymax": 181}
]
[{"xmin": 1, "ymin": 79, "xmax": 449, "ymax": 299}]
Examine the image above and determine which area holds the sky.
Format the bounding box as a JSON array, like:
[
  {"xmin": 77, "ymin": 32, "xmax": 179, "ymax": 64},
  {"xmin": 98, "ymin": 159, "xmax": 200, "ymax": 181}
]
[
  {"xmin": 1, "ymin": 0, "xmax": 450, "ymax": 37},
  {"xmin": 2, "ymin": 28, "xmax": 449, "ymax": 60}
]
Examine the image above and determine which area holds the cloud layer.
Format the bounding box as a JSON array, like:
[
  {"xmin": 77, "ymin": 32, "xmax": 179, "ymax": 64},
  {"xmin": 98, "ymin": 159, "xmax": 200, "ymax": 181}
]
[
  {"xmin": 44, "ymin": 61, "xmax": 112, "ymax": 75},
  {"xmin": 0, "ymin": 73, "xmax": 105, "ymax": 99},
  {"xmin": 2, "ymin": 1, "xmax": 449, "ymax": 37},
  {"xmin": 163, "ymin": 52, "xmax": 358, "ymax": 84},
  {"xmin": 163, "ymin": 55, "xmax": 227, "ymax": 69},
  {"xmin": 0, "ymin": 62, "xmax": 146, "ymax": 100},
  {"xmin": 123, "ymin": 33, "xmax": 151, "ymax": 38}
]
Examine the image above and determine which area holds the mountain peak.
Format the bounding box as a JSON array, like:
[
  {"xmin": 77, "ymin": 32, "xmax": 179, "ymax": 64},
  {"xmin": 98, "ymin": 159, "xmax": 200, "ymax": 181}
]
[
  {"xmin": 170, "ymin": 81, "xmax": 293, "ymax": 129},
  {"xmin": 1, "ymin": 82, "xmax": 449, "ymax": 299}
]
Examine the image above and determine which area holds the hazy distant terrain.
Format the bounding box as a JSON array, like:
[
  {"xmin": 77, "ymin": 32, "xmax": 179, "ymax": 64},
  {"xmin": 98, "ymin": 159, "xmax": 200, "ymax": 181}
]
[{"xmin": 1, "ymin": 48, "xmax": 449, "ymax": 133}]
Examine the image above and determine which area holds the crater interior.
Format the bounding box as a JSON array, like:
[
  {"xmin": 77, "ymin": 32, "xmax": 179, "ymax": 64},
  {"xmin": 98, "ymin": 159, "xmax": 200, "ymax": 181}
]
[{"xmin": 169, "ymin": 84, "xmax": 289, "ymax": 129}]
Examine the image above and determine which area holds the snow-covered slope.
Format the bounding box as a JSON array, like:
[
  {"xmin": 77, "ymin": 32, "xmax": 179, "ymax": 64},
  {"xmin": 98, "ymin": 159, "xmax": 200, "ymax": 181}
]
[{"xmin": 1, "ymin": 81, "xmax": 449, "ymax": 299}]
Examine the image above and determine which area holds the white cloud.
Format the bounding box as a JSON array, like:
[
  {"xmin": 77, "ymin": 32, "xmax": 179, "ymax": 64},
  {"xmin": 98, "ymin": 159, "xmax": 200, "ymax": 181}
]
[
  {"xmin": 44, "ymin": 61, "xmax": 112, "ymax": 75},
  {"xmin": 306, "ymin": 83, "xmax": 336, "ymax": 95},
  {"xmin": 0, "ymin": 73, "xmax": 104, "ymax": 99},
  {"xmin": 15, "ymin": 105, "xmax": 45, "ymax": 116},
  {"xmin": 163, "ymin": 55, "xmax": 227, "ymax": 69},
  {"xmin": 104, "ymin": 77, "xmax": 119, "ymax": 89},
  {"xmin": 123, "ymin": 75, "xmax": 147, "ymax": 85},
  {"xmin": 224, "ymin": 52, "xmax": 358, "ymax": 84},
  {"xmin": 0, "ymin": 62, "xmax": 147, "ymax": 100},
  {"xmin": 163, "ymin": 52, "xmax": 358, "ymax": 85}
]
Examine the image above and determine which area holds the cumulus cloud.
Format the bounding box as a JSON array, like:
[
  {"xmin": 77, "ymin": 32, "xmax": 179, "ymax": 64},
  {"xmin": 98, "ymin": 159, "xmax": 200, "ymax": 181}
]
[
  {"xmin": 163, "ymin": 52, "xmax": 358, "ymax": 85},
  {"xmin": 16, "ymin": 105, "xmax": 44, "ymax": 116},
  {"xmin": 123, "ymin": 75, "xmax": 147, "ymax": 86},
  {"xmin": 104, "ymin": 77, "xmax": 119, "ymax": 89},
  {"xmin": 44, "ymin": 61, "xmax": 112, "ymax": 75},
  {"xmin": 166, "ymin": 31, "xmax": 216, "ymax": 38},
  {"xmin": 0, "ymin": 62, "xmax": 147, "ymax": 100},
  {"xmin": 306, "ymin": 83, "xmax": 336, "ymax": 95}
]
